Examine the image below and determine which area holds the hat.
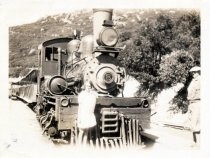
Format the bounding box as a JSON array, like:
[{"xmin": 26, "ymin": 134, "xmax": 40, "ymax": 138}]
[{"xmin": 189, "ymin": 66, "xmax": 201, "ymax": 72}]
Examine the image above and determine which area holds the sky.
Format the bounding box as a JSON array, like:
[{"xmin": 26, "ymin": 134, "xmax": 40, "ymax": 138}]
[
  {"xmin": 1, "ymin": 0, "xmax": 210, "ymax": 156},
  {"xmin": 0, "ymin": 0, "xmax": 203, "ymax": 26}
]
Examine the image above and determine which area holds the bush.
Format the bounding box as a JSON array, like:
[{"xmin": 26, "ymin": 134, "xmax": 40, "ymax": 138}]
[{"xmin": 158, "ymin": 50, "xmax": 194, "ymax": 88}]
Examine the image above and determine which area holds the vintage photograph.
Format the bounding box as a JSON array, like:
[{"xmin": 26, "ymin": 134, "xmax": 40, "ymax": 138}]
[{"xmin": 1, "ymin": 0, "xmax": 209, "ymax": 157}]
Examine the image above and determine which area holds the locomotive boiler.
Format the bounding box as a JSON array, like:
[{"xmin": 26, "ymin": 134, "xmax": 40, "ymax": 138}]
[{"xmin": 10, "ymin": 9, "xmax": 151, "ymax": 146}]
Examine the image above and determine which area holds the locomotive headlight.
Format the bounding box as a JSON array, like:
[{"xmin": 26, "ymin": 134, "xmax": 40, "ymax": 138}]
[
  {"xmin": 98, "ymin": 27, "xmax": 118, "ymax": 47},
  {"xmin": 60, "ymin": 97, "xmax": 69, "ymax": 107}
]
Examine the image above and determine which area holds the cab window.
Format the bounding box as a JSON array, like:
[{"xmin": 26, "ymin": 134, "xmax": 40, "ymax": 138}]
[{"xmin": 45, "ymin": 47, "xmax": 58, "ymax": 61}]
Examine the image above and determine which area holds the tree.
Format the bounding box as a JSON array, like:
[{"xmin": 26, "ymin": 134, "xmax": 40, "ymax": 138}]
[
  {"xmin": 158, "ymin": 50, "xmax": 194, "ymax": 88},
  {"xmin": 117, "ymin": 10, "xmax": 200, "ymax": 97}
]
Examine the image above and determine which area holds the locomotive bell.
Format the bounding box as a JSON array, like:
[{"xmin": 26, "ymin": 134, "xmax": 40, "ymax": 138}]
[
  {"xmin": 78, "ymin": 35, "xmax": 94, "ymax": 59},
  {"xmin": 67, "ymin": 39, "xmax": 80, "ymax": 54},
  {"xmin": 66, "ymin": 39, "xmax": 81, "ymax": 63}
]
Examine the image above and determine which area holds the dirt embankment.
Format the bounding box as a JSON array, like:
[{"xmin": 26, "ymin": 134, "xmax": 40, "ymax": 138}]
[{"xmin": 151, "ymin": 83, "xmax": 191, "ymax": 129}]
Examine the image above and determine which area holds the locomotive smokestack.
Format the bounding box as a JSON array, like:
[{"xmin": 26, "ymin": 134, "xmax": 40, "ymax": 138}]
[{"xmin": 93, "ymin": 9, "xmax": 113, "ymax": 48}]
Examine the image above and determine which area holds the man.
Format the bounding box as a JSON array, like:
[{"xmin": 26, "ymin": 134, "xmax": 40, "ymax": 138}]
[
  {"xmin": 77, "ymin": 82, "xmax": 98, "ymax": 145},
  {"xmin": 187, "ymin": 66, "xmax": 201, "ymax": 146}
]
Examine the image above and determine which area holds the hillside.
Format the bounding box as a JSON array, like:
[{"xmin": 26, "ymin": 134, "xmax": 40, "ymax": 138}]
[
  {"xmin": 9, "ymin": 9, "xmax": 93, "ymax": 77},
  {"xmin": 9, "ymin": 9, "xmax": 198, "ymax": 77}
]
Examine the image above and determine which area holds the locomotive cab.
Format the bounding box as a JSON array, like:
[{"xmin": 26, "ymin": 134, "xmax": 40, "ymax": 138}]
[{"xmin": 38, "ymin": 38, "xmax": 72, "ymax": 77}]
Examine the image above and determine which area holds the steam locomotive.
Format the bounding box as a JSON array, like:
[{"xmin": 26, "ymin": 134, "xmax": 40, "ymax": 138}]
[{"xmin": 10, "ymin": 9, "xmax": 151, "ymax": 146}]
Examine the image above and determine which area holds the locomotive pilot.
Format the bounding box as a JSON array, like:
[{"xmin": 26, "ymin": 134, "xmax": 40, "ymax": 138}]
[{"xmin": 187, "ymin": 66, "xmax": 201, "ymax": 146}]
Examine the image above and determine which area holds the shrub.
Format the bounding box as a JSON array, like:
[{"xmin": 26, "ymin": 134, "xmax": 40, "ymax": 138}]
[{"xmin": 158, "ymin": 50, "xmax": 194, "ymax": 88}]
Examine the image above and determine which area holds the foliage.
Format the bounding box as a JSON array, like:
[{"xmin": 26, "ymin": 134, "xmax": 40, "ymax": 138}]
[
  {"xmin": 158, "ymin": 50, "xmax": 194, "ymax": 88},
  {"xmin": 117, "ymin": 9, "xmax": 200, "ymax": 97},
  {"xmin": 9, "ymin": 67, "xmax": 22, "ymax": 78}
]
